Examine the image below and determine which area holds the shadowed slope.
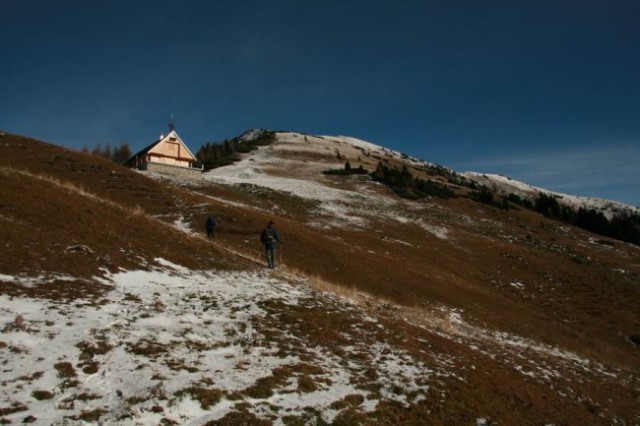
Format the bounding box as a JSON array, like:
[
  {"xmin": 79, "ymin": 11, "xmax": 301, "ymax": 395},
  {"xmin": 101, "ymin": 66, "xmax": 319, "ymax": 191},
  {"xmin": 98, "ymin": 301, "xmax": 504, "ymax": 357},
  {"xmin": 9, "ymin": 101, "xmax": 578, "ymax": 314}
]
[{"xmin": 0, "ymin": 133, "xmax": 246, "ymax": 277}]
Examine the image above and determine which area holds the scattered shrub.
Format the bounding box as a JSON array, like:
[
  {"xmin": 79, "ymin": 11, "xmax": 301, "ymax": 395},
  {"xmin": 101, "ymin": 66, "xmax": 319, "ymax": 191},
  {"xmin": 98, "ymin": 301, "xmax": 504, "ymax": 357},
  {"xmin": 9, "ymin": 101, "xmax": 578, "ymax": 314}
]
[
  {"xmin": 32, "ymin": 390, "xmax": 54, "ymax": 400},
  {"xmin": 76, "ymin": 392, "xmax": 101, "ymax": 401},
  {"xmin": 123, "ymin": 293, "xmax": 142, "ymax": 303},
  {"xmin": 2, "ymin": 315, "xmax": 28, "ymax": 333},
  {"xmin": 126, "ymin": 339, "xmax": 167, "ymax": 357},
  {"xmin": 323, "ymin": 161, "xmax": 368, "ymax": 176},
  {"xmin": 175, "ymin": 387, "xmax": 222, "ymax": 409},
  {"xmin": 54, "ymin": 362, "xmax": 76, "ymax": 378},
  {"xmin": 204, "ymin": 410, "xmax": 272, "ymax": 426},
  {"xmin": 81, "ymin": 361, "xmax": 100, "ymax": 374},
  {"xmin": 371, "ymin": 162, "xmax": 454, "ymax": 199},
  {"xmin": 297, "ymin": 376, "xmax": 317, "ymax": 393},
  {"xmin": 77, "ymin": 409, "xmax": 107, "ymax": 422},
  {"xmin": 0, "ymin": 403, "xmax": 28, "ymax": 416}
]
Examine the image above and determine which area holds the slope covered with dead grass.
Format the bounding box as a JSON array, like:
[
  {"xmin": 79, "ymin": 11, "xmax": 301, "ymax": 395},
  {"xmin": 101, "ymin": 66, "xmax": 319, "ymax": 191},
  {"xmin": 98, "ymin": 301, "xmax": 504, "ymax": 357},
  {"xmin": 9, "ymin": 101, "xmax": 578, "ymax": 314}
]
[{"xmin": 1, "ymin": 131, "xmax": 639, "ymax": 424}]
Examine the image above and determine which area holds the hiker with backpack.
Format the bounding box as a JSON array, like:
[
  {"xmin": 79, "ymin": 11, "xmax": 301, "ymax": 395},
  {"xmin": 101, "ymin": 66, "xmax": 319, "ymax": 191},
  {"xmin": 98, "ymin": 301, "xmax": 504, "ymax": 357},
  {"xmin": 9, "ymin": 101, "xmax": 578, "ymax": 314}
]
[
  {"xmin": 205, "ymin": 215, "xmax": 216, "ymax": 240},
  {"xmin": 261, "ymin": 221, "xmax": 281, "ymax": 268}
]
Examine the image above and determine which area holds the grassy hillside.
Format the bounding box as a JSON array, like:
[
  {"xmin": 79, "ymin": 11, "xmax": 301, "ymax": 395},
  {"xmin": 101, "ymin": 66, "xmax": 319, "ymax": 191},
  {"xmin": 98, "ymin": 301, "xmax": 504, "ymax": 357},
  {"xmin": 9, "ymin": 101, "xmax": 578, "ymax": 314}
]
[{"xmin": 0, "ymin": 131, "xmax": 639, "ymax": 424}]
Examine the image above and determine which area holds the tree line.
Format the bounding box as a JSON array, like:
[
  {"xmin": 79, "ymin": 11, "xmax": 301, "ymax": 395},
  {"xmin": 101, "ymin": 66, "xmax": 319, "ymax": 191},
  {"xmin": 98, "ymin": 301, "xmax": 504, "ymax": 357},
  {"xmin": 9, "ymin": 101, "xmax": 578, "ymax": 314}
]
[
  {"xmin": 322, "ymin": 160, "xmax": 369, "ymax": 176},
  {"xmin": 371, "ymin": 161, "xmax": 455, "ymax": 199},
  {"xmin": 371, "ymin": 163, "xmax": 640, "ymax": 245},
  {"xmin": 527, "ymin": 193, "xmax": 640, "ymax": 245},
  {"xmin": 471, "ymin": 186, "xmax": 640, "ymax": 246},
  {"xmin": 82, "ymin": 142, "xmax": 132, "ymax": 164}
]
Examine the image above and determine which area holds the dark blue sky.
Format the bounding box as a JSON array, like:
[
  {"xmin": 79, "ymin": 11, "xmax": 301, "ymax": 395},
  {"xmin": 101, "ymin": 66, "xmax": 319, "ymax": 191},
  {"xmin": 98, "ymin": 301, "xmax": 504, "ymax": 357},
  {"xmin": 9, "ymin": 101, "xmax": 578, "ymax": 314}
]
[{"xmin": 2, "ymin": 0, "xmax": 639, "ymax": 206}]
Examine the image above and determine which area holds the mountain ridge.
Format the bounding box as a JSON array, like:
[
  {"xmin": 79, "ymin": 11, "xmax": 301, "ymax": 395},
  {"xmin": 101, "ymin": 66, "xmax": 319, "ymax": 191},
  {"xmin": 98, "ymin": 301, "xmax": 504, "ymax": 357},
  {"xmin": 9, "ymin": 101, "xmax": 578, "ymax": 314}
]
[
  {"xmin": 461, "ymin": 171, "xmax": 640, "ymax": 217},
  {"xmin": 239, "ymin": 129, "xmax": 640, "ymax": 214},
  {"xmin": 220, "ymin": 129, "xmax": 640, "ymax": 246}
]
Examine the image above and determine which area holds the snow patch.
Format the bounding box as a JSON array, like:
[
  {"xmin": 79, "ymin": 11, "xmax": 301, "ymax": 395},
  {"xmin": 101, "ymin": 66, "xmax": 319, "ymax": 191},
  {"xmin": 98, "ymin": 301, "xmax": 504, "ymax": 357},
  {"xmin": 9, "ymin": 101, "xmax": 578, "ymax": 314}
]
[
  {"xmin": 510, "ymin": 280, "xmax": 525, "ymax": 289},
  {"xmin": 0, "ymin": 263, "xmax": 452, "ymax": 424},
  {"xmin": 417, "ymin": 221, "xmax": 450, "ymax": 240},
  {"xmin": 173, "ymin": 215, "xmax": 193, "ymax": 235},
  {"xmin": 462, "ymin": 172, "xmax": 640, "ymax": 220}
]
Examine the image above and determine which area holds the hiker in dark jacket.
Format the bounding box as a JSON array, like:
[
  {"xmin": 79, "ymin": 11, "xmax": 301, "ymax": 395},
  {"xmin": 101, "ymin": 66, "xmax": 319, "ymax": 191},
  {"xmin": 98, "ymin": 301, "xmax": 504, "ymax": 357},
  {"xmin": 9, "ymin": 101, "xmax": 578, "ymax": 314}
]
[
  {"xmin": 205, "ymin": 215, "xmax": 216, "ymax": 240},
  {"xmin": 260, "ymin": 221, "xmax": 281, "ymax": 268}
]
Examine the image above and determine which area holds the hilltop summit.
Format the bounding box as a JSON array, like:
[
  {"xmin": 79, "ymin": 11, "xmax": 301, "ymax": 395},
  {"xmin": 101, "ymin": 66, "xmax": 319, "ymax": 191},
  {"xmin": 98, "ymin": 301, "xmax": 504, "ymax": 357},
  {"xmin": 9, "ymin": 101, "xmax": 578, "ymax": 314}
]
[{"xmin": 202, "ymin": 130, "xmax": 640, "ymax": 246}]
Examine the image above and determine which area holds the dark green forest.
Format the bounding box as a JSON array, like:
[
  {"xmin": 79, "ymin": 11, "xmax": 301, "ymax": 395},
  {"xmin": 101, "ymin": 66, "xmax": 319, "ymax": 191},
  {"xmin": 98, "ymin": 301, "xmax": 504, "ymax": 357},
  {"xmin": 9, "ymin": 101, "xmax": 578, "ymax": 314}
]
[
  {"xmin": 470, "ymin": 183, "xmax": 640, "ymax": 246},
  {"xmin": 195, "ymin": 131, "xmax": 276, "ymax": 170},
  {"xmin": 527, "ymin": 192, "xmax": 640, "ymax": 245}
]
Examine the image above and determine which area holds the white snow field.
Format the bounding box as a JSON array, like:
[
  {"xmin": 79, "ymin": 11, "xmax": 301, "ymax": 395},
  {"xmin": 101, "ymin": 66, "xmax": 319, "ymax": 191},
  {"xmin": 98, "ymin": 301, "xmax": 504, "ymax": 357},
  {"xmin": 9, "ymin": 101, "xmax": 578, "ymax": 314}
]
[
  {"xmin": 0, "ymin": 259, "xmax": 455, "ymax": 425},
  {"xmin": 0, "ymin": 258, "xmax": 622, "ymax": 424}
]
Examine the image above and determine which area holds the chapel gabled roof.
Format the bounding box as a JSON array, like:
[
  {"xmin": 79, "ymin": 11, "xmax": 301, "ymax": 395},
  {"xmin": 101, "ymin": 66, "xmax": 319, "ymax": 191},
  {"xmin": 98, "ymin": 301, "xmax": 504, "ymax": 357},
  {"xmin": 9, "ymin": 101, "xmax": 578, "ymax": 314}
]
[
  {"xmin": 123, "ymin": 129, "xmax": 197, "ymax": 165},
  {"xmin": 148, "ymin": 130, "xmax": 197, "ymax": 161}
]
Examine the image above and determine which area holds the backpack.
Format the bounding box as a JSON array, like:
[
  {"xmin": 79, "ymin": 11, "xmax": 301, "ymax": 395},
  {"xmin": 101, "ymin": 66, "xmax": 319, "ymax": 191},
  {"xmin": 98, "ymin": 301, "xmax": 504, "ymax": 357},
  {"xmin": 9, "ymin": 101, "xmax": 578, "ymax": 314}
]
[
  {"xmin": 262, "ymin": 228, "xmax": 276, "ymax": 244},
  {"xmin": 206, "ymin": 216, "xmax": 215, "ymax": 230}
]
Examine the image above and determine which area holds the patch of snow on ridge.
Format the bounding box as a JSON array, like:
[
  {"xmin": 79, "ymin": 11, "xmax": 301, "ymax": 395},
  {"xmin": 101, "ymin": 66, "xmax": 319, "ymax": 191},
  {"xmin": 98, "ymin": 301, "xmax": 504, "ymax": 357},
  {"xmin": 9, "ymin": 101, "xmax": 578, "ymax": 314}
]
[
  {"xmin": 316, "ymin": 201, "xmax": 369, "ymax": 228},
  {"xmin": 324, "ymin": 134, "xmax": 437, "ymax": 167},
  {"xmin": 462, "ymin": 172, "xmax": 640, "ymax": 219},
  {"xmin": 203, "ymin": 145, "xmax": 390, "ymax": 205},
  {"xmin": 329, "ymin": 135, "xmax": 385, "ymax": 153},
  {"xmin": 154, "ymin": 257, "xmax": 190, "ymax": 274},
  {"xmin": 417, "ymin": 220, "xmax": 450, "ymax": 240},
  {"xmin": 236, "ymin": 128, "xmax": 267, "ymax": 142}
]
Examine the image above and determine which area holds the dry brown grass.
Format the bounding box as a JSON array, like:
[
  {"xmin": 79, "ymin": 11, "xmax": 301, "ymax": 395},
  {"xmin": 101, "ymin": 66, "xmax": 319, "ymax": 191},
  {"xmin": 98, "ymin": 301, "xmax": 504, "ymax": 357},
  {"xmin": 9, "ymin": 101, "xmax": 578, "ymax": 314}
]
[
  {"xmin": 203, "ymin": 410, "xmax": 272, "ymax": 426},
  {"xmin": 3, "ymin": 167, "xmax": 156, "ymax": 226},
  {"xmin": 76, "ymin": 409, "xmax": 108, "ymax": 422},
  {"xmin": 0, "ymin": 137, "xmax": 245, "ymax": 281},
  {"xmin": 1, "ymin": 132, "xmax": 639, "ymax": 423},
  {"xmin": 53, "ymin": 362, "xmax": 76, "ymax": 379},
  {"xmin": 2, "ymin": 167, "xmax": 115, "ymax": 210},
  {"xmin": 31, "ymin": 390, "xmax": 54, "ymax": 401},
  {"xmin": 129, "ymin": 204, "xmax": 146, "ymax": 216},
  {"xmin": 0, "ymin": 403, "xmax": 28, "ymax": 416},
  {"xmin": 304, "ymin": 271, "xmax": 366, "ymax": 301},
  {"xmin": 175, "ymin": 387, "xmax": 223, "ymax": 410}
]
